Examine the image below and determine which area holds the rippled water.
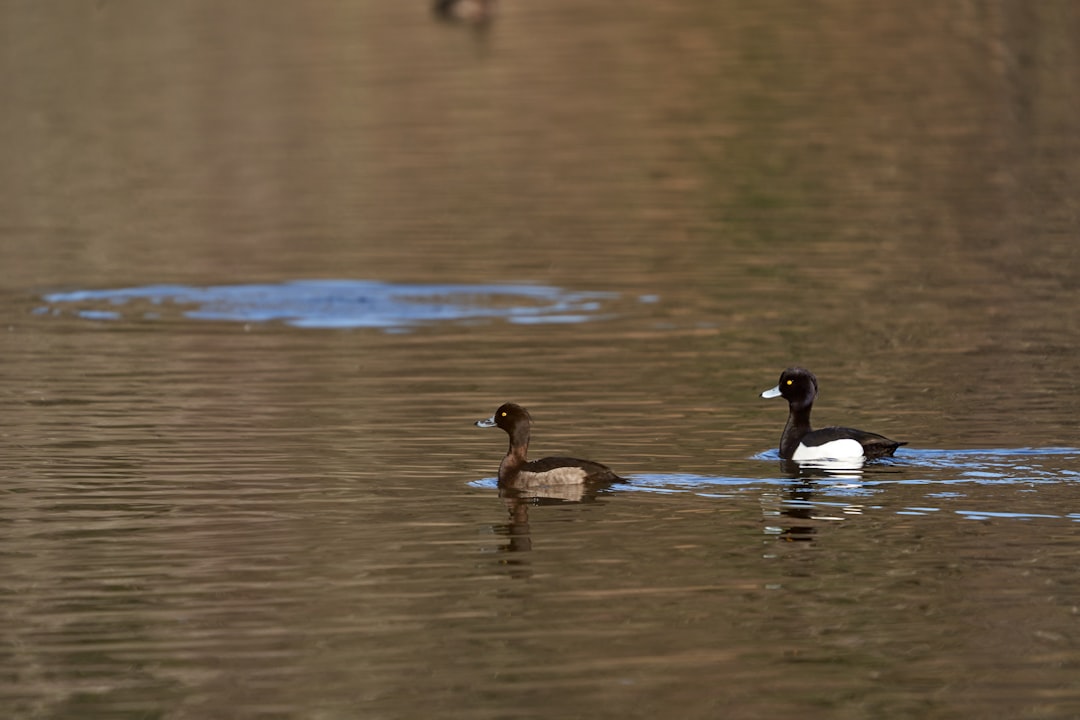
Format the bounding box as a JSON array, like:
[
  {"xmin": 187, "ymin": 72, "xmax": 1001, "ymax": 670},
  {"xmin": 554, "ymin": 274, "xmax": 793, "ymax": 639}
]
[
  {"xmin": 41, "ymin": 281, "xmax": 625, "ymax": 329},
  {"xmin": 3, "ymin": 2, "xmax": 1080, "ymax": 719}
]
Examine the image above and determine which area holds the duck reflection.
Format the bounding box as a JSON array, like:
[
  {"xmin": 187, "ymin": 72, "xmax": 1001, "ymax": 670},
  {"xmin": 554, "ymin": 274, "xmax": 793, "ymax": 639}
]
[
  {"xmin": 761, "ymin": 483, "xmax": 820, "ymax": 543},
  {"xmin": 493, "ymin": 478, "xmax": 615, "ymax": 558},
  {"xmin": 497, "ymin": 494, "xmax": 534, "ymax": 555},
  {"xmin": 778, "ymin": 456, "xmax": 865, "ymax": 477},
  {"xmin": 762, "ymin": 460, "xmax": 869, "ymax": 543}
]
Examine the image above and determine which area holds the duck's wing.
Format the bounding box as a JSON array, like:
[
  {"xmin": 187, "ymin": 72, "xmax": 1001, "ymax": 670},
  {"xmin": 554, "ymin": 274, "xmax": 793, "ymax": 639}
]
[{"xmin": 811, "ymin": 426, "xmax": 906, "ymax": 458}]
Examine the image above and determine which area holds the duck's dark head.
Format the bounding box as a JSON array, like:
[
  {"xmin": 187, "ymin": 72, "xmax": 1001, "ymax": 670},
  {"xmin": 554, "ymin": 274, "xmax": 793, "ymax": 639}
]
[
  {"xmin": 475, "ymin": 402, "xmax": 532, "ymax": 434},
  {"xmin": 761, "ymin": 367, "xmax": 819, "ymax": 411}
]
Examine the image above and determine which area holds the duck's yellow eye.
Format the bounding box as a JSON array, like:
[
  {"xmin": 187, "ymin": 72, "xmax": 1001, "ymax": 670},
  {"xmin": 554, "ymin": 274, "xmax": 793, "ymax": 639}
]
[
  {"xmin": 786, "ymin": 379, "xmax": 793, "ymax": 385},
  {"xmin": 501, "ymin": 411, "xmax": 507, "ymax": 417}
]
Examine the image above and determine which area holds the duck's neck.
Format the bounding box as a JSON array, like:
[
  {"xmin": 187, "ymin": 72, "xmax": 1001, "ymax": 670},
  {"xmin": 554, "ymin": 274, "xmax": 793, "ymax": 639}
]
[
  {"xmin": 780, "ymin": 403, "xmax": 813, "ymax": 459},
  {"xmin": 498, "ymin": 425, "xmax": 530, "ymax": 482}
]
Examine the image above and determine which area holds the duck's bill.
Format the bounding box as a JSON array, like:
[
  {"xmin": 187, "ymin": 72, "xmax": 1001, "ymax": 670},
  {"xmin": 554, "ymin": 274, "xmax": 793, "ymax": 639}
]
[
  {"xmin": 760, "ymin": 385, "xmax": 782, "ymax": 399},
  {"xmin": 475, "ymin": 416, "xmax": 497, "ymax": 428}
]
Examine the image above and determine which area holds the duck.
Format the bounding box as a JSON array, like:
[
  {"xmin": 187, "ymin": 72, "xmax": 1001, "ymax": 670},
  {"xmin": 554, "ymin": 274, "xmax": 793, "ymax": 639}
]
[
  {"xmin": 761, "ymin": 367, "xmax": 906, "ymax": 461},
  {"xmin": 433, "ymin": 0, "xmax": 496, "ymax": 23},
  {"xmin": 475, "ymin": 403, "xmax": 623, "ymax": 486}
]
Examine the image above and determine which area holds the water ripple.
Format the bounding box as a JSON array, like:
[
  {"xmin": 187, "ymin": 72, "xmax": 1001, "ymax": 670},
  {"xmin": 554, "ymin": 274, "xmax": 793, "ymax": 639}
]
[{"xmin": 40, "ymin": 280, "xmax": 623, "ymax": 330}]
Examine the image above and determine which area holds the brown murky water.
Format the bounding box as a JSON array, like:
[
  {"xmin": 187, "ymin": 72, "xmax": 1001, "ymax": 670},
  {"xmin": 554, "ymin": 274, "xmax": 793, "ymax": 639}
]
[{"xmin": 2, "ymin": 2, "xmax": 1080, "ymax": 718}]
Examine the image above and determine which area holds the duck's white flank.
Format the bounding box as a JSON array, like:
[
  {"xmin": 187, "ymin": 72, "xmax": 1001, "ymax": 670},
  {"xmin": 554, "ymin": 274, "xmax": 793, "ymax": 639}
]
[{"xmin": 792, "ymin": 438, "xmax": 864, "ymax": 461}]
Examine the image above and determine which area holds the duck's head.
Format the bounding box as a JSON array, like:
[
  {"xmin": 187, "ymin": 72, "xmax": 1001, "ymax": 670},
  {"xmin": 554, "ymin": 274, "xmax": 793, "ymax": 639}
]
[{"xmin": 761, "ymin": 367, "xmax": 819, "ymax": 410}]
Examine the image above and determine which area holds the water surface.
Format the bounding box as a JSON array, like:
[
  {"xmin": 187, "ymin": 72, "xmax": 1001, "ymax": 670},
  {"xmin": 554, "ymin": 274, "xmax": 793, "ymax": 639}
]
[{"xmin": 2, "ymin": 2, "xmax": 1080, "ymax": 718}]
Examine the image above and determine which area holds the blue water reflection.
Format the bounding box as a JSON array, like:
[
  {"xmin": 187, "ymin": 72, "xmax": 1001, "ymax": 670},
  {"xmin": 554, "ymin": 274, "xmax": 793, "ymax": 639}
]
[
  {"xmin": 472, "ymin": 447, "xmax": 1080, "ymax": 497},
  {"xmin": 469, "ymin": 448, "xmax": 1080, "ymax": 526},
  {"xmin": 41, "ymin": 280, "xmax": 623, "ymax": 330},
  {"xmin": 751, "ymin": 447, "xmax": 1080, "ymax": 484}
]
